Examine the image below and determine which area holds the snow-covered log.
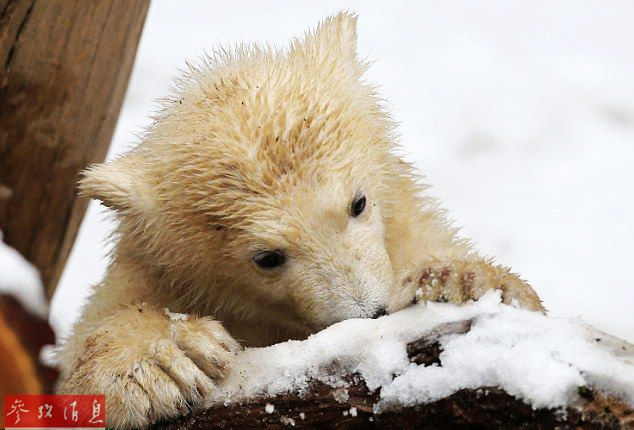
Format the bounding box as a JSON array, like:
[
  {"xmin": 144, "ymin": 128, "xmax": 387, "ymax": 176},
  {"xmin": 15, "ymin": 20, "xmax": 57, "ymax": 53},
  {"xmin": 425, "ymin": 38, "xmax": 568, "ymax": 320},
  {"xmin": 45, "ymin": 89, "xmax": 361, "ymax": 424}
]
[{"xmin": 152, "ymin": 293, "xmax": 634, "ymax": 429}]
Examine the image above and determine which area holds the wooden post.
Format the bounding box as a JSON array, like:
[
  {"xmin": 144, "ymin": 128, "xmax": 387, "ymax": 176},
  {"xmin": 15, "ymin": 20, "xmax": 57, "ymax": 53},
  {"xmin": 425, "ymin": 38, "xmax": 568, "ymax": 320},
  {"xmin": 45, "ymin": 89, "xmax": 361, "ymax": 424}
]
[{"xmin": 0, "ymin": 0, "xmax": 149, "ymax": 298}]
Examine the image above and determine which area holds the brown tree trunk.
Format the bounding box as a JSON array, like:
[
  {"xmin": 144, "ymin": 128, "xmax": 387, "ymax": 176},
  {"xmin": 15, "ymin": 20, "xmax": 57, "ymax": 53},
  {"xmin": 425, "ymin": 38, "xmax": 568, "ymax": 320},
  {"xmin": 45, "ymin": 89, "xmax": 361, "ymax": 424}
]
[
  {"xmin": 152, "ymin": 321, "xmax": 634, "ymax": 430},
  {"xmin": 0, "ymin": 0, "xmax": 149, "ymax": 298}
]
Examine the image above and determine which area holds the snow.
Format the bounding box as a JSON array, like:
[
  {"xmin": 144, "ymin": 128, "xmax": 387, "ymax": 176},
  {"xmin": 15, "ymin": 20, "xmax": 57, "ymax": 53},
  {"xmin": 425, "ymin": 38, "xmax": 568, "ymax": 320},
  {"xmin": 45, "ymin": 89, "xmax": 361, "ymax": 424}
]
[
  {"xmin": 206, "ymin": 292, "xmax": 634, "ymax": 411},
  {"xmin": 280, "ymin": 415, "xmax": 295, "ymax": 426},
  {"xmin": 332, "ymin": 388, "xmax": 349, "ymax": 403},
  {"xmin": 0, "ymin": 230, "xmax": 48, "ymax": 318},
  {"xmin": 53, "ymin": 1, "xmax": 634, "ymax": 342}
]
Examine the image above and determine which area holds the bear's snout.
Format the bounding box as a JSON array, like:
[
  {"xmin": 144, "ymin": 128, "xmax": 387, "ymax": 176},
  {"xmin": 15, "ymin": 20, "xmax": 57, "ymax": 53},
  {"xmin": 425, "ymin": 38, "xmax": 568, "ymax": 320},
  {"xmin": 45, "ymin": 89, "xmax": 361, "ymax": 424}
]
[{"xmin": 371, "ymin": 306, "xmax": 388, "ymax": 319}]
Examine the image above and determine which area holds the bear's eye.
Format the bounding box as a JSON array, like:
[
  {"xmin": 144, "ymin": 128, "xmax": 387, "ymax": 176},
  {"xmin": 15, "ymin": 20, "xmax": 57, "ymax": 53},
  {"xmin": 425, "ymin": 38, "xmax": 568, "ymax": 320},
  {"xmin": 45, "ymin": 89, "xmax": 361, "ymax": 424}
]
[
  {"xmin": 350, "ymin": 194, "xmax": 366, "ymax": 217},
  {"xmin": 253, "ymin": 250, "xmax": 286, "ymax": 269}
]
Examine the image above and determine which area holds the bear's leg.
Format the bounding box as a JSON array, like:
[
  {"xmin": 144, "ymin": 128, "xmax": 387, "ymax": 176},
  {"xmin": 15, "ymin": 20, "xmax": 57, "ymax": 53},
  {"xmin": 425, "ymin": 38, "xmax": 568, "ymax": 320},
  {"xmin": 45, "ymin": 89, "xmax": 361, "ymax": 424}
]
[
  {"xmin": 57, "ymin": 306, "xmax": 240, "ymax": 429},
  {"xmin": 400, "ymin": 258, "xmax": 545, "ymax": 312}
]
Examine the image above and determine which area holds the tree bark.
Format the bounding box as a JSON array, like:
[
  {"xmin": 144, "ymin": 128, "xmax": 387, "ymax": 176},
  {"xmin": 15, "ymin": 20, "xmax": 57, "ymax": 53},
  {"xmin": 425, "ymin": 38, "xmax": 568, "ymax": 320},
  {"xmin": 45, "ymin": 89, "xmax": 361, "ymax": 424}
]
[
  {"xmin": 0, "ymin": 0, "xmax": 149, "ymax": 298},
  {"xmin": 151, "ymin": 321, "xmax": 634, "ymax": 430}
]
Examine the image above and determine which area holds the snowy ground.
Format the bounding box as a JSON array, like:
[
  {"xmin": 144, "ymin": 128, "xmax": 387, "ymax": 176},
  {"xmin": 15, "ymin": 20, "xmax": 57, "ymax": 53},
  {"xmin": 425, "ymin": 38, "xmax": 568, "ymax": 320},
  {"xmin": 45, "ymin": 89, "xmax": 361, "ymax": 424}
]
[
  {"xmin": 51, "ymin": 1, "xmax": 634, "ymax": 342},
  {"xmin": 207, "ymin": 292, "xmax": 634, "ymax": 410}
]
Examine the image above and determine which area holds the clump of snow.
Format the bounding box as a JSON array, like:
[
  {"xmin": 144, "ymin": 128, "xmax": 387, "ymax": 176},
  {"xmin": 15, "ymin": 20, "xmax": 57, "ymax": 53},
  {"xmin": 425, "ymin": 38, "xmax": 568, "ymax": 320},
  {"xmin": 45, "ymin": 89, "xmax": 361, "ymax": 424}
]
[
  {"xmin": 40, "ymin": 344, "xmax": 58, "ymax": 367},
  {"xmin": 207, "ymin": 292, "xmax": 634, "ymax": 412},
  {"xmin": 0, "ymin": 230, "xmax": 48, "ymax": 318},
  {"xmin": 280, "ymin": 415, "xmax": 295, "ymax": 426},
  {"xmin": 264, "ymin": 403, "xmax": 274, "ymax": 414},
  {"xmin": 332, "ymin": 387, "xmax": 349, "ymax": 403}
]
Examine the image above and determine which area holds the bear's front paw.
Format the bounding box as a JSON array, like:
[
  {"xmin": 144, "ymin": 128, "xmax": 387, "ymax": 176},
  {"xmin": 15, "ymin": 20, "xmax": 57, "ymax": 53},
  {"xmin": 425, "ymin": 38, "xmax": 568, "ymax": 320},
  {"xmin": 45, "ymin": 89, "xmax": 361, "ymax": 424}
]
[
  {"xmin": 406, "ymin": 258, "xmax": 544, "ymax": 312},
  {"xmin": 57, "ymin": 308, "xmax": 240, "ymax": 429}
]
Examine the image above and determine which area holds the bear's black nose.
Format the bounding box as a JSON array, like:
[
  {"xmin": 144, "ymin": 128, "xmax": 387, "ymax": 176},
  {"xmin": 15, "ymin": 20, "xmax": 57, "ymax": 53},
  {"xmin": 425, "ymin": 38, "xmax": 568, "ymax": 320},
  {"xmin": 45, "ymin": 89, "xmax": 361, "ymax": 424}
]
[{"xmin": 371, "ymin": 306, "xmax": 388, "ymax": 319}]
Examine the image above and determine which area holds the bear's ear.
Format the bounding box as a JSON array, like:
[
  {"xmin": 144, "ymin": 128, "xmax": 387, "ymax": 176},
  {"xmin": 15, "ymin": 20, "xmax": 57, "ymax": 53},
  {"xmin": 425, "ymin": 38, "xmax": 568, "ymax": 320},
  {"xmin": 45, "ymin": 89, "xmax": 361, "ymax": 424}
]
[
  {"xmin": 294, "ymin": 12, "xmax": 360, "ymax": 68},
  {"xmin": 79, "ymin": 151, "xmax": 154, "ymax": 213}
]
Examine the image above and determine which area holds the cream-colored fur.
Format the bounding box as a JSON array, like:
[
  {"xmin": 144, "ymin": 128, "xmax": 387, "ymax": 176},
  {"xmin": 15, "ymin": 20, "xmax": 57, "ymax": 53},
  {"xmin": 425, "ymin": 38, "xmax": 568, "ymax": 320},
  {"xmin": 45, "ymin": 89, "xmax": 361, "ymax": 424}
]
[{"xmin": 56, "ymin": 13, "xmax": 543, "ymax": 429}]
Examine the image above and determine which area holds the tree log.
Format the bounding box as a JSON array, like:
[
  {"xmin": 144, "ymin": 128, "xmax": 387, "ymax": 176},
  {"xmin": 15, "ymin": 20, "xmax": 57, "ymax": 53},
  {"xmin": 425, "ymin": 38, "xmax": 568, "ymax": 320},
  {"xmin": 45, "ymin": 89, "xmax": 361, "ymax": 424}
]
[
  {"xmin": 0, "ymin": 0, "xmax": 149, "ymax": 298},
  {"xmin": 151, "ymin": 321, "xmax": 634, "ymax": 430}
]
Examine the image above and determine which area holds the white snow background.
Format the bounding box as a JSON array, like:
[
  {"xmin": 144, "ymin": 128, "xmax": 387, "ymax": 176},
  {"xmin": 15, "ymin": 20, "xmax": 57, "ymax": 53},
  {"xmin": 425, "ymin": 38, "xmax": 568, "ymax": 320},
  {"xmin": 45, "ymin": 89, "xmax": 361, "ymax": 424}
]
[{"xmin": 51, "ymin": 1, "xmax": 634, "ymax": 342}]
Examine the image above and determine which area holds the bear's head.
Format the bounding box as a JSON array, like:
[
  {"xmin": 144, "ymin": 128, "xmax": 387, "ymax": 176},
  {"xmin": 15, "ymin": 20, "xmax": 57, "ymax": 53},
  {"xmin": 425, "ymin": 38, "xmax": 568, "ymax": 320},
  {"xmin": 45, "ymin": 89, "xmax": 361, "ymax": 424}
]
[{"xmin": 80, "ymin": 13, "xmax": 412, "ymax": 334}]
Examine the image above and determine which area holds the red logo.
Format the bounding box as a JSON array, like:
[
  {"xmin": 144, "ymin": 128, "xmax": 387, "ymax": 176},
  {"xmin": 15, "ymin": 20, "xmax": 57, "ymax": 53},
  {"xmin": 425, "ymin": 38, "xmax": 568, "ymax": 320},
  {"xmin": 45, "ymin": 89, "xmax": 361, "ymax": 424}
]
[{"xmin": 4, "ymin": 395, "xmax": 105, "ymax": 429}]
